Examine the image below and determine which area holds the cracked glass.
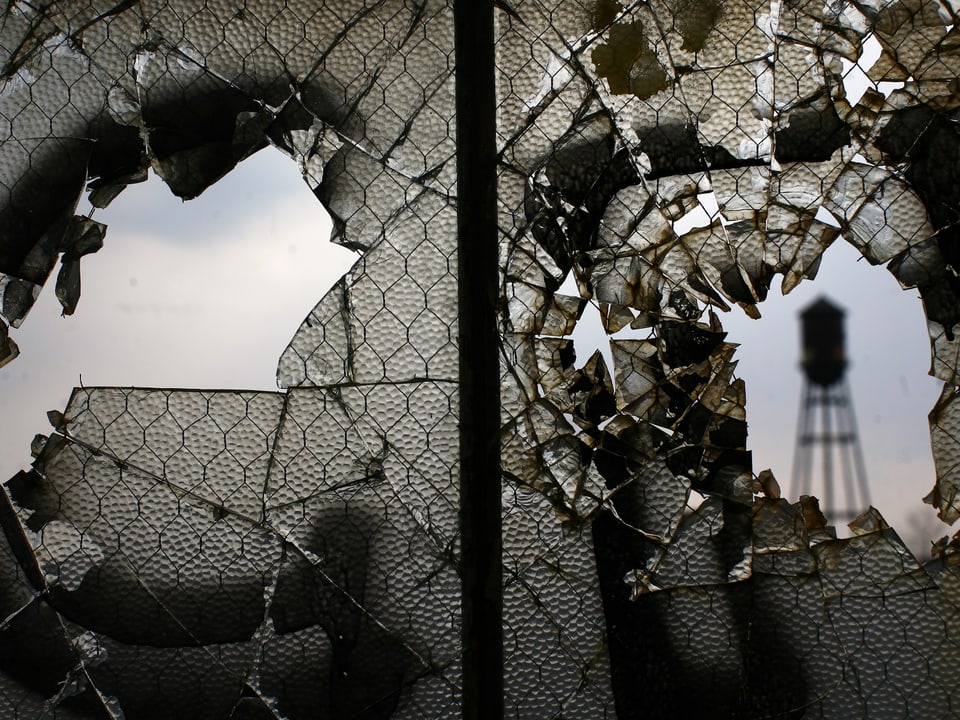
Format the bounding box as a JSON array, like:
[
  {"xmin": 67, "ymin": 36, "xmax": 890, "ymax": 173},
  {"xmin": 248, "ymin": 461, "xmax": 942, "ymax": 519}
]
[{"xmin": 2, "ymin": 1, "xmax": 960, "ymax": 718}]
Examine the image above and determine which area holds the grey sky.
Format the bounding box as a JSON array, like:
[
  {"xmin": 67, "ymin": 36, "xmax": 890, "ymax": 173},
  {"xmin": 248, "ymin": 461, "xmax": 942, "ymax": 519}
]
[
  {"xmin": 0, "ymin": 150, "xmax": 356, "ymax": 480},
  {"xmin": 722, "ymin": 239, "xmax": 944, "ymax": 547}
]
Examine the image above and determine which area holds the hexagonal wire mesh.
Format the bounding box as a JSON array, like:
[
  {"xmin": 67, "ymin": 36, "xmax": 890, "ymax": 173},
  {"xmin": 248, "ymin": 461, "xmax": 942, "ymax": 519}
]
[{"xmin": 1, "ymin": 1, "xmax": 960, "ymax": 718}]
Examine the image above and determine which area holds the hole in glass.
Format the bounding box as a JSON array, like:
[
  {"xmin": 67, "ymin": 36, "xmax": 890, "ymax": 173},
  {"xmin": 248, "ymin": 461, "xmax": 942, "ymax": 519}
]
[
  {"xmin": 0, "ymin": 148, "xmax": 357, "ymax": 485},
  {"xmin": 721, "ymin": 239, "xmax": 944, "ymax": 552}
]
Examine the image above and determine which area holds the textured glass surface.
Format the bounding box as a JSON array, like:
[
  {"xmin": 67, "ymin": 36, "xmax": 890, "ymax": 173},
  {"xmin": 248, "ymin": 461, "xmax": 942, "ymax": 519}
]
[{"xmin": 2, "ymin": 1, "xmax": 960, "ymax": 718}]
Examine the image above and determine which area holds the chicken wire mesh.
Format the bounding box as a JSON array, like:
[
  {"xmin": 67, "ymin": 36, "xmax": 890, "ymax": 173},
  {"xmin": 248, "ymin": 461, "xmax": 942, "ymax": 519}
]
[{"xmin": 1, "ymin": 1, "xmax": 960, "ymax": 718}]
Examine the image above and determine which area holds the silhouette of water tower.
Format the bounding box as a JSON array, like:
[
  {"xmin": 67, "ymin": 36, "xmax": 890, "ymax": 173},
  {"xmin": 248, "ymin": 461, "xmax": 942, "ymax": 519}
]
[{"xmin": 791, "ymin": 297, "xmax": 871, "ymax": 521}]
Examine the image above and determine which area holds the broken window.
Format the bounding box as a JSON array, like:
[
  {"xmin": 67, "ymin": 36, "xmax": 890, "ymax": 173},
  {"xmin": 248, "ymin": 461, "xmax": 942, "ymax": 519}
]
[{"xmin": 1, "ymin": 1, "xmax": 960, "ymax": 718}]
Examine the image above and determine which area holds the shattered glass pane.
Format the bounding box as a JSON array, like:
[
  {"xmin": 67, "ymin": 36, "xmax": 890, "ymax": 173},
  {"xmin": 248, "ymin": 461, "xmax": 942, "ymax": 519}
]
[{"xmin": 2, "ymin": 0, "xmax": 960, "ymax": 717}]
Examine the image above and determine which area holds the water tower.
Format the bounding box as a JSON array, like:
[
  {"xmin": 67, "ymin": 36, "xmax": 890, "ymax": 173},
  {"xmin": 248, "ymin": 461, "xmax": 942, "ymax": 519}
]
[{"xmin": 791, "ymin": 297, "xmax": 871, "ymax": 521}]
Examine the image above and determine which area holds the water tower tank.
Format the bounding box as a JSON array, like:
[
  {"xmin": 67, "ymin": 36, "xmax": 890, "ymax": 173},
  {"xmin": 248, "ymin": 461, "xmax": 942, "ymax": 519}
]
[{"xmin": 800, "ymin": 297, "xmax": 846, "ymax": 386}]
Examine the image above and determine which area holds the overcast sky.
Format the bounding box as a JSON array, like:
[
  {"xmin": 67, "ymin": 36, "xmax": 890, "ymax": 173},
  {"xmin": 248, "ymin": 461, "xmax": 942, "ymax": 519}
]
[
  {"xmin": 0, "ymin": 150, "xmax": 356, "ymax": 476},
  {"xmin": 0, "ymin": 147, "xmax": 948, "ymax": 554},
  {"xmin": 722, "ymin": 239, "xmax": 944, "ymax": 548}
]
